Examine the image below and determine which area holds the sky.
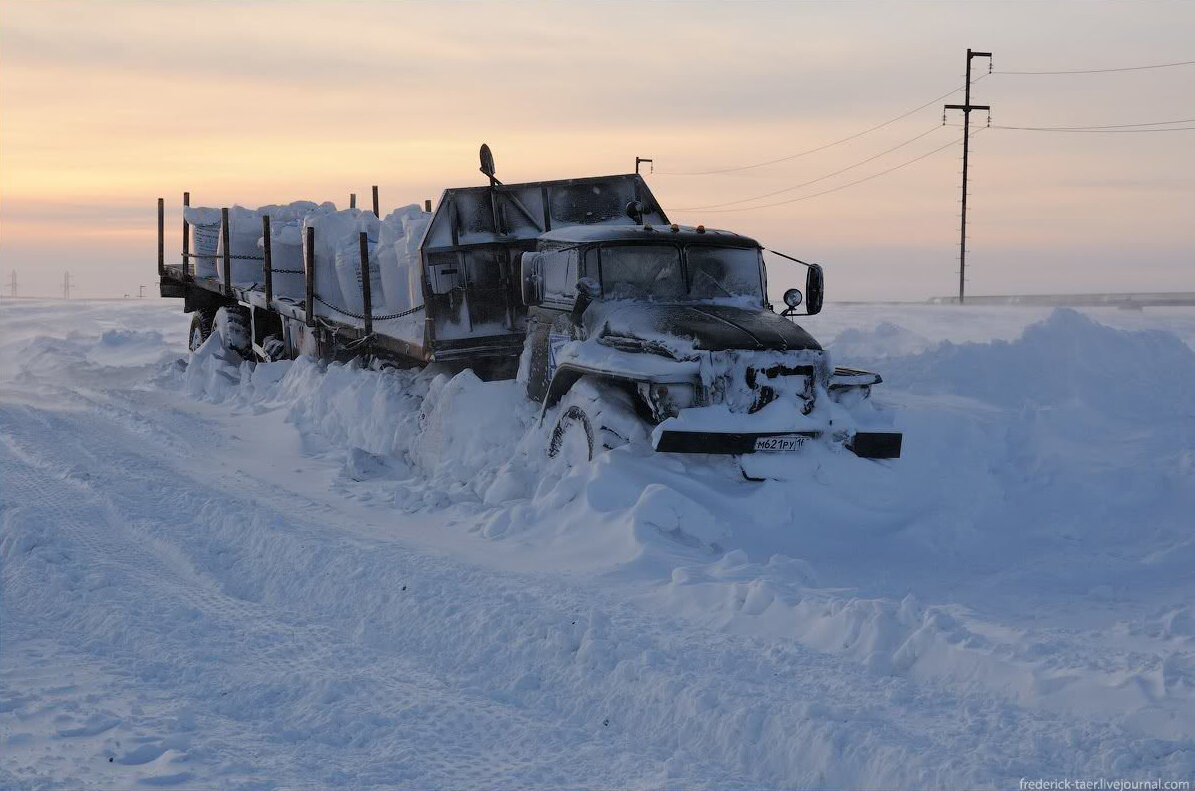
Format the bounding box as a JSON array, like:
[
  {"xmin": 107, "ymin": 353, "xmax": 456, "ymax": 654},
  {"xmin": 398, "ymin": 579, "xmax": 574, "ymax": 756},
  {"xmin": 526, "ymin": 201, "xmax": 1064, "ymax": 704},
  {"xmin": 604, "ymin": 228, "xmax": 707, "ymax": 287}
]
[{"xmin": 1, "ymin": 0, "xmax": 1192, "ymax": 300}]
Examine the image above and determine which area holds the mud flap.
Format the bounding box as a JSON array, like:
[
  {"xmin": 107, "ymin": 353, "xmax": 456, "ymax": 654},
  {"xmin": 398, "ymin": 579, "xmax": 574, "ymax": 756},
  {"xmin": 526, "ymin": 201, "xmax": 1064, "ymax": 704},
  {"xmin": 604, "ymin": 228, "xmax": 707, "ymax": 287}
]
[{"xmin": 847, "ymin": 431, "xmax": 902, "ymax": 459}]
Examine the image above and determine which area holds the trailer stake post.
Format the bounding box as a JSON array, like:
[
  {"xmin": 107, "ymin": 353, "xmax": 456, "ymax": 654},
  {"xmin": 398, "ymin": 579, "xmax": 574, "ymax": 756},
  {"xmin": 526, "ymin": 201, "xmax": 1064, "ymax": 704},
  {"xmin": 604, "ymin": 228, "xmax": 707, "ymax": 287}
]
[
  {"xmin": 305, "ymin": 226, "xmax": 316, "ymax": 328},
  {"xmin": 220, "ymin": 207, "xmax": 232, "ymax": 296},
  {"xmin": 182, "ymin": 191, "xmax": 190, "ymax": 278},
  {"xmin": 359, "ymin": 231, "xmax": 373, "ymax": 338},
  {"xmin": 372, "ymin": 186, "xmax": 379, "ymax": 218},
  {"xmin": 424, "ymin": 199, "xmax": 432, "ymax": 213},
  {"xmin": 262, "ymin": 215, "xmax": 273, "ymax": 305},
  {"xmin": 157, "ymin": 198, "xmax": 165, "ymax": 278}
]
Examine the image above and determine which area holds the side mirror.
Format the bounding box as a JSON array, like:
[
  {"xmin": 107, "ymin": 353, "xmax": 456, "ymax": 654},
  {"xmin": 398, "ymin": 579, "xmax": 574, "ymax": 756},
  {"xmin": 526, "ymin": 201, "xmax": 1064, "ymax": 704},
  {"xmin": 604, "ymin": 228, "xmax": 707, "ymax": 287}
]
[
  {"xmin": 521, "ymin": 252, "xmax": 543, "ymax": 307},
  {"xmin": 625, "ymin": 201, "xmax": 645, "ymax": 224},
  {"xmin": 572, "ymin": 276, "xmax": 601, "ymax": 324},
  {"xmin": 805, "ymin": 263, "xmax": 824, "ymax": 316}
]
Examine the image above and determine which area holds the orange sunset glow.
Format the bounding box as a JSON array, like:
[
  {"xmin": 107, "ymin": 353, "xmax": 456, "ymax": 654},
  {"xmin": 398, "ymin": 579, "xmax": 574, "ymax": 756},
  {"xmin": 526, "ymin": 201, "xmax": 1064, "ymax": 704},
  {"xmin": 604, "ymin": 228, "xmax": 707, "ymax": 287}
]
[{"xmin": 2, "ymin": 0, "xmax": 1192, "ymax": 299}]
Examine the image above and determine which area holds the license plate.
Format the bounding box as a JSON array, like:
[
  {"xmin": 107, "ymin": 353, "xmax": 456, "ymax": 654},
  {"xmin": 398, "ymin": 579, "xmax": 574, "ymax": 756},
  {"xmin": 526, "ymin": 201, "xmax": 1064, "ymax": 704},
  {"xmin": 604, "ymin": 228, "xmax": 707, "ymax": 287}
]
[{"xmin": 753, "ymin": 435, "xmax": 807, "ymax": 453}]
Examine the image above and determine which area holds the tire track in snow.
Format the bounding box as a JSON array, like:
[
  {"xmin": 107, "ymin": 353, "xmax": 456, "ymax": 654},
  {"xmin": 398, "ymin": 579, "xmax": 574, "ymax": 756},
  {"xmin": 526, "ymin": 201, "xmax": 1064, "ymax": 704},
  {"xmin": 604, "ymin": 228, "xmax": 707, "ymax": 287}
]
[{"xmin": 3, "ymin": 387, "xmax": 1174, "ymax": 788}]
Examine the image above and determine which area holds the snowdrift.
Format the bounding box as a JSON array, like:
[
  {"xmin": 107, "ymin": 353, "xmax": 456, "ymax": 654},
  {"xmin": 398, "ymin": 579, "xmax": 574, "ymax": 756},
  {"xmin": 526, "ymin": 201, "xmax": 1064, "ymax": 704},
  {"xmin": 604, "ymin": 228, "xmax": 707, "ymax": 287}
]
[
  {"xmin": 175, "ymin": 308, "xmax": 1195, "ymax": 744},
  {"xmin": 5, "ymin": 301, "xmax": 1193, "ymax": 787}
]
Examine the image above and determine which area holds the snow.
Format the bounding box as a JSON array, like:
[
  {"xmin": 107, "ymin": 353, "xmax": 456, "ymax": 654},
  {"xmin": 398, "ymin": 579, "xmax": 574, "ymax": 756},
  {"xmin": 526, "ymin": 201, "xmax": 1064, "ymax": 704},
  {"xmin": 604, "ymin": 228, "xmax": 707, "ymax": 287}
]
[{"xmin": 2, "ymin": 298, "xmax": 1194, "ymax": 788}]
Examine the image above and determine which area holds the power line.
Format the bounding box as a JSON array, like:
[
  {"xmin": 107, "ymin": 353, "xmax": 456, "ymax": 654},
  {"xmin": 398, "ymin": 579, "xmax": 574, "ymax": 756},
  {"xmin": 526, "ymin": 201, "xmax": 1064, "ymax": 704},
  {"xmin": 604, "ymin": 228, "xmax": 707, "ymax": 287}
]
[
  {"xmin": 979, "ymin": 117, "xmax": 1195, "ymax": 130},
  {"xmin": 994, "ymin": 59, "xmax": 1195, "ymax": 75},
  {"xmin": 992, "ymin": 125, "xmax": 1195, "ymax": 133},
  {"xmin": 656, "ymin": 84, "xmax": 967, "ymax": 176},
  {"xmin": 675, "ymin": 125, "xmax": 945, "ymax": 210},
  {"xmin": 685, "ymin": 132, "xmax": 972, "ymax": 214}
]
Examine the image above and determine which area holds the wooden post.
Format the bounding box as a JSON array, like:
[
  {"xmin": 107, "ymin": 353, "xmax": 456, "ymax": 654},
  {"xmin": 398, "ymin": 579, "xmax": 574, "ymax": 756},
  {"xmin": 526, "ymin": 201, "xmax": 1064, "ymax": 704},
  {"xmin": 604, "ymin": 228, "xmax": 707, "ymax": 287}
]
[
  {"xmin": 424, "ymin": 199, "xmax": 432, "ymax": 213},
  {"xmin": 305, "ymin": 226, "xmax": 316, "ymax": 327},
  {"xmin": 157, "ymin": 198, "xmax": 165, "ymax": 277},
  {"xmin": 182, "ymin": 191, "xmax": 191, "ymax": 278},
  {"xmin": 221, "ymin": 207, "xmax": 232, "ymax": 296},
  {"xmin": 262, "ymin": 215, "xmax": 273, "ymax": 305},
  {"xmin": 372, "ymin": 185, "xmax": 379, "ymax": 218},
  {"xmin": 350, "ymin": 193, "xmax": 356, "ymax": 209},
  {"xmin": 359, "ymin": 231, "xmax": 373, "ymax": 337}
]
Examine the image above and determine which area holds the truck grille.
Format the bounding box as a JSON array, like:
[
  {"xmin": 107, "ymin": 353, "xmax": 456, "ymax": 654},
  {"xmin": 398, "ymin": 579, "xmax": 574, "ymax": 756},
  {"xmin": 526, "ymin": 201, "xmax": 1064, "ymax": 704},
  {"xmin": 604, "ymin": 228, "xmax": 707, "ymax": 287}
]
[{"xmin": 745, "ymin": 364, "xmax": 815, "ymax": 414}]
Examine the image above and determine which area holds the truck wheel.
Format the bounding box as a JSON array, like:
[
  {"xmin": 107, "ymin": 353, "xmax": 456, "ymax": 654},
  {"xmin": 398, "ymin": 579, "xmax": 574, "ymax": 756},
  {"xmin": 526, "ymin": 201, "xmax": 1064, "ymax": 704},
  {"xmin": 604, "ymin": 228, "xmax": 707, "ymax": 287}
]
[
  {"xmin": 261, "ymin": 335, "xmax": 288, "ymax": 362},
  {"xmin": 188, "ymin": 311, "xmax": 214, "ymax": 352},
  {"xmin": 212, "ymin": 306, "xmax": 252, "ymax": 359},
  {"xmin": 547, "ymin": 377, "xmax": 644, "ymax": 466}
]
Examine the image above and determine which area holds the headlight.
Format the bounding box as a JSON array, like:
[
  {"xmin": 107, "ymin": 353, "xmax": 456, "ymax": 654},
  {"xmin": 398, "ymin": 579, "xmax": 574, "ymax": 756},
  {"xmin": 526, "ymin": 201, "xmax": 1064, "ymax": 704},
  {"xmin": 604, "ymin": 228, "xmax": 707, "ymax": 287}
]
[{"xmin": 643, "ymin": 382, "xmax": 699, "ymax": 418}]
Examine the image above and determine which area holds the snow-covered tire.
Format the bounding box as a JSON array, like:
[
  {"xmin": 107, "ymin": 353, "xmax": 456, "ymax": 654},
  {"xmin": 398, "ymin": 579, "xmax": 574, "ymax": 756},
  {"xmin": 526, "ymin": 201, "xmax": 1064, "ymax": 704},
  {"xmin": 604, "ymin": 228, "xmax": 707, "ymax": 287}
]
[
  {"xmin": 260, "ymin": 335, "xmax": 287, "ymax": 362},
  {"xmin": 547, "ymin": 377, "xmax": 646, "ymax": 466},
  {"xmin": 188, "ymin": 311, "xmax": 214, "ymax": 352},
  {"xmin": 212, "ymin": 306, "xmax": 252, "ymax": 359}
]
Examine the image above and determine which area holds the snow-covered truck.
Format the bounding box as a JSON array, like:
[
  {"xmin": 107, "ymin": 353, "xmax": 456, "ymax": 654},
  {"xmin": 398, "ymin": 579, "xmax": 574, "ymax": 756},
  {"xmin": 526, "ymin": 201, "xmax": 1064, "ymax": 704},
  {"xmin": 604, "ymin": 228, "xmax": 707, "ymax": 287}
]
[{"xmin": 157, "ymin": 146, "xmax": 901, "ymax": 462}]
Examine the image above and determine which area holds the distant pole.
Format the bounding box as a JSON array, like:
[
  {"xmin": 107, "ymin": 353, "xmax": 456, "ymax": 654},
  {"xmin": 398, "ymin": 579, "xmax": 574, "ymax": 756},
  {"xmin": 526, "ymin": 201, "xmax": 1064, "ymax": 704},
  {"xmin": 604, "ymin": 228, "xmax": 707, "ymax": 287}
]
[
  {"xmin": 262, "ymin": 214, "xmax": 273, "ymax": 304},
  {"xmin": 182, "ymin": 191, "xmax": 191, "ymax": 278},
  {"xmin": 220, "ymin": 207, "xmax": 232, "ymax": 296},
  {"xmin": 350, "ymin": 193, "xmax": 357, "ymax": 209},
  {"xmin": 139, "ymin": 285, "xmax": 146, "ymax": 298},
  {"xmin": 63, "ymin": 271, "xmax": 71, "ymax": 300},
  {"xmin": 10, "ymin": 271, "xmax": 16, "ymax": 298},
  {"xmin": 635, "ymin": 157, "xmax": 653, "ymax": 174},
  {"xmin": 305, "ymin": 226, "xmax": 316, "ymax": 327},
  {"xmin": 358, "ymin": 231, "xmax": 373, "ymax": 338},
  {"xmin": 371, "ymin": 186, "xmax": 380, "ymax": 218},
  {"xmin": 944, "ymin": 48, "xmax": 992, "ymax": 304},
  {"xmin": 157, "ymin": 197, "xmax": 165, "ymax": 277}
]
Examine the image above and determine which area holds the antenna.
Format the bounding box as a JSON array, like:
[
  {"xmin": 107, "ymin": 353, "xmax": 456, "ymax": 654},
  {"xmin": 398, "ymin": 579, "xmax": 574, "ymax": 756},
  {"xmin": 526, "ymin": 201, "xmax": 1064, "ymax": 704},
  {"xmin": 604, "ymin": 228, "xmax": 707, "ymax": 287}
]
[{"xmin": 479, "ymin": 143, "xmax": 500, "ymax": 186}]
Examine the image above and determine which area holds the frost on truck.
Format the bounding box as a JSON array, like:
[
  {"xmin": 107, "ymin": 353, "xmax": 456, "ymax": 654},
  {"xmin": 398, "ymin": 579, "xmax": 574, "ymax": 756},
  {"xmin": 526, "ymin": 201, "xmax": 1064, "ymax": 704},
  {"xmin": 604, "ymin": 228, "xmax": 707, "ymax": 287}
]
[
  {"xmin": 419, "ymin": 173, "xmax": 667, "ymax": 362},
  {"xmin": 520, "ymin": 224, "xmax": 902, "ymax": 465},
  {"xmin": 157, "ymin": 145, "xmax": 899, "ymax": 467}
]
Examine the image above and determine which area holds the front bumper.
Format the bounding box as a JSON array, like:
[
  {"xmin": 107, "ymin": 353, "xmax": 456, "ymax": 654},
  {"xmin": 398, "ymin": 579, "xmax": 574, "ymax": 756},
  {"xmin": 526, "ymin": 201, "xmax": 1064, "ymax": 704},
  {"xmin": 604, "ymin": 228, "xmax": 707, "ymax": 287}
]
[{"xmin": 652, "ymin": 428, "xmax": 902, "ymax": 459}]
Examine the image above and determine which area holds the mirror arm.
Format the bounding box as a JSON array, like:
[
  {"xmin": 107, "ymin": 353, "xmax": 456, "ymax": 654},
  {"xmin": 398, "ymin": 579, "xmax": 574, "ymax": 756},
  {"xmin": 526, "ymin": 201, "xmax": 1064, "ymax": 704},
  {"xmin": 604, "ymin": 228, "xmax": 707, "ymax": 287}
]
[{"xmin": 766, "ymin": 249, "xmax": 819, "ymax": 269}]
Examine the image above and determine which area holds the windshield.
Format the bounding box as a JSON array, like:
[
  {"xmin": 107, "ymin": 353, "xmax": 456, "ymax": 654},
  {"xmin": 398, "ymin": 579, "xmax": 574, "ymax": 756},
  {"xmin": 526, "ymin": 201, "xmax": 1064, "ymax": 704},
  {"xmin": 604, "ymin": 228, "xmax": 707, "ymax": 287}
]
[
  {"xmin": 686, "ymin": 246, "xmax": 764, "ymax": 301},
  {"xmin": 600, "ymin": 245, "xmax": 686, "ymax": 300},
  {"xmin": 597, "ymin": 244, "xmax": 763, "ymax": 302}
]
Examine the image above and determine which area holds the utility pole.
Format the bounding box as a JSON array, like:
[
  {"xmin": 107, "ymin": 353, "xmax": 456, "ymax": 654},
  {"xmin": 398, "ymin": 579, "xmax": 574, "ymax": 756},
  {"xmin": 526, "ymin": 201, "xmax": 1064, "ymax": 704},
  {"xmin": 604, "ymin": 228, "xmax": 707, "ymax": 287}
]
[
  {"xmin": 63, "ymin": 271, "xmax": 72, "ymax": 300},
  {"xmin": 9, "ymin": 271, "xmax": 16, "ymax": 298},
  {"xmin": 944, "ymin": 48, "xmax": 992, "ymax": 304}
]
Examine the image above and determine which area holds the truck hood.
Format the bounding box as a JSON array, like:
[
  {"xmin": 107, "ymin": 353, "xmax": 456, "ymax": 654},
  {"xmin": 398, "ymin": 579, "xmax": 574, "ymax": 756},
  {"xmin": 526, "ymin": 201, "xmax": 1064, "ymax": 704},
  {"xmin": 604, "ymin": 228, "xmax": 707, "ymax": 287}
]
[{"xmin": 587, "ymin": 302, "xmax": 822, "ymax": 355}]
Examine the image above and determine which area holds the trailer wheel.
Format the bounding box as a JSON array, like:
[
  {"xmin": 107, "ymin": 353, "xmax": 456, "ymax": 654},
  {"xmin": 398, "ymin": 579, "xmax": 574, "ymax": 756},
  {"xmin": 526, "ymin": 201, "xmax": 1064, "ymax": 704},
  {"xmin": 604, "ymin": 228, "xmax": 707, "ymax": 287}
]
[
  {"xmin": 547, "ymin": 377, "xmax": 645, "ymax": 467},
  {"xmin": 260, "ymin": 335, "xmax": 288, "ymax": 362},
  {"xmin": 188, "ymin": 311, "xmax": 214, "ymax": 352},
  {"xmin": 212, "ymin": 306, "xmax": 252, "ymax": 359}
]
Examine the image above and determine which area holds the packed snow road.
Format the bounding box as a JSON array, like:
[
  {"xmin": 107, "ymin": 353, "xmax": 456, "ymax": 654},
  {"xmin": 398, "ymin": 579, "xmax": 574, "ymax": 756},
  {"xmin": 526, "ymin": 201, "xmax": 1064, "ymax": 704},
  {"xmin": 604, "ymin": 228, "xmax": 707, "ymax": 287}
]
[{"xmin": 2, "ymin": 299, "xmax": 1193, "ymax": 789}]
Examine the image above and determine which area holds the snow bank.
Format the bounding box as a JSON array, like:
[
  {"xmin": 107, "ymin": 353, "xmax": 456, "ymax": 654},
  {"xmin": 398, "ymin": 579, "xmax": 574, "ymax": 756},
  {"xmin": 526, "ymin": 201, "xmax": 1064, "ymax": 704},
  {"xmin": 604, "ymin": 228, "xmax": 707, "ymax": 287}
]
[
  {"xmin": 174, "ymin": 307, "xmax": 1195, "ymax": 742},
  {"xmin": 6, "ymin": 299, "xmax": 1195, "ymax": 787},
  {"xmin": 893, "ymin": 307, "xmax": 1195, "ymax": 416},
  {"xmin": 829, "ymin": 320, "xmax": 935, "ymax": 359}
]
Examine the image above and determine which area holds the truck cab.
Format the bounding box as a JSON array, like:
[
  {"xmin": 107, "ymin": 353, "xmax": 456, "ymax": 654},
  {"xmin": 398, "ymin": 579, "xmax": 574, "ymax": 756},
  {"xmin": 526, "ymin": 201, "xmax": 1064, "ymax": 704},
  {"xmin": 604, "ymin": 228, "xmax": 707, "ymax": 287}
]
[{"xmin": 520, "ymin": 223, "xmax": 901, "ymax": 461}]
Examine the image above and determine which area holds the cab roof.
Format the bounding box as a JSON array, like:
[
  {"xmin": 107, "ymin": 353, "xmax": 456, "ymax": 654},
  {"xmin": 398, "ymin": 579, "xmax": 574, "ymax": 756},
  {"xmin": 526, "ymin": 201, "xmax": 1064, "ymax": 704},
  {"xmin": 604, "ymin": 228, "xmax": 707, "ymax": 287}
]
[{"xmin": 538, "ymin": 223, "xmax": 759, "ymax": 248}]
